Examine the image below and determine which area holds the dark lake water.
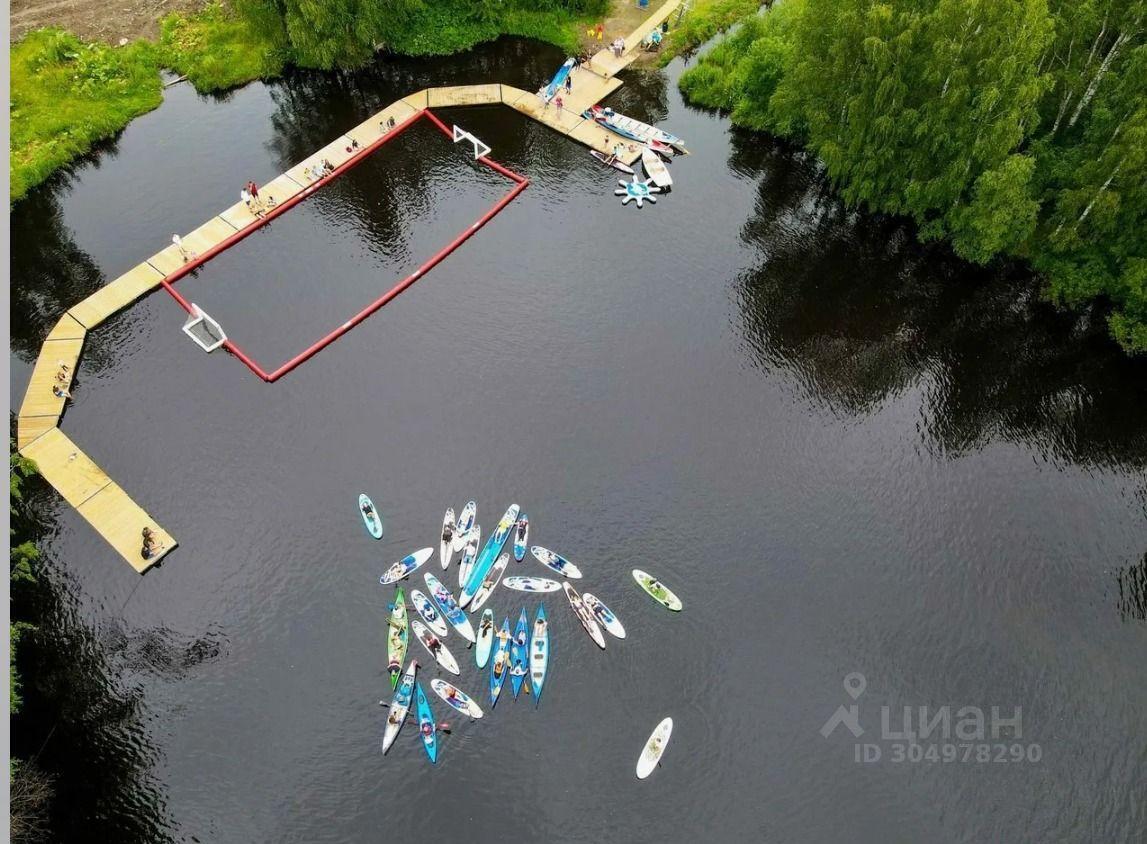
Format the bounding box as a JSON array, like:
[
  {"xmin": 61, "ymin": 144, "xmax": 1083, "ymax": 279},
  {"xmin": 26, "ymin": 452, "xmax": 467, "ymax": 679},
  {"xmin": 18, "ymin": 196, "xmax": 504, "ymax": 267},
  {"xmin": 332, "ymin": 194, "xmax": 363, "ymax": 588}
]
[{"xmin": 10, "ymin": 38, "xmax": 1147, "ymax": 843}]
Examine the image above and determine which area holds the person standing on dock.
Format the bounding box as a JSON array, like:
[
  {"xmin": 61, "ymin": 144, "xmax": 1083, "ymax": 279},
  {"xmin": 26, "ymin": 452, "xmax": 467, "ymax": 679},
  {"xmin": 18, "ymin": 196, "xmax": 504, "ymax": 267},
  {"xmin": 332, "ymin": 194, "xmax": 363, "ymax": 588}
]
[
  {"xmin": 172, "ymin": 233, "xmax": 194, "ymax": 262},
  {"xmin": 555, "ymin": 95, "xmax": 564, "ymax": 116},
  {"xmin": 564, "ymin": 73, "xmax": 572, "ymax": 95}
]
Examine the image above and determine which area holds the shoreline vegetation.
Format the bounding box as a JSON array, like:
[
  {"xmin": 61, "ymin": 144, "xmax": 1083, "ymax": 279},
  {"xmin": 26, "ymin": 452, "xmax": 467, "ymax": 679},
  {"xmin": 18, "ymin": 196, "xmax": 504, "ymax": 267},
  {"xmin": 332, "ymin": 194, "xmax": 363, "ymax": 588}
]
[
  {"xmin": 10, "ymin": 0, "xmax": 607, "ymax": 203},
  {"xmin": 677, "ymin": 0, "xmax": 1146, "ymax": 354}
]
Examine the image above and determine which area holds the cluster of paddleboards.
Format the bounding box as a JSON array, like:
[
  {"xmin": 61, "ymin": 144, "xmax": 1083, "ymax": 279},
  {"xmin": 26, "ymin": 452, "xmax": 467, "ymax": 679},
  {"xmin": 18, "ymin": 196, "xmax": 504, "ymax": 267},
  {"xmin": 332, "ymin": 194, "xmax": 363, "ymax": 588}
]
[
  {"xmin": 364, "ymin": 495, "xmax": 681, "ymax": 776},
  {"xmin": 582, "ymin": 102, "xmax": 685, "ymax": 202}
]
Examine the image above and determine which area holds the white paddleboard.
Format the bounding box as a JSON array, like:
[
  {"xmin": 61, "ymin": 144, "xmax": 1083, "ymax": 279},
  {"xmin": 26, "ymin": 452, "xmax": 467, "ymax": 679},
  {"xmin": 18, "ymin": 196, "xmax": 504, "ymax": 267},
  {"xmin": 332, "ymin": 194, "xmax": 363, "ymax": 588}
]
[
  {"xmin": 583, "ymin": 592, "xmax": 626, "ymax": 639},
  {"xmin": 454, "ymin": 501, "xmax": 476, "ymax": 552},
  {"xmin": 459, "ymin": 525, "xmax": 481, "ymax": 589},
  {"xmin": 440, "ymin": 508, "xmax": 456, "ymax": 569},
  {"xmin": 380, "ymin": 547, "xmax": 434, "ymax": 585},
  {"xmin": 636, "ymin": 717, "xmax": 673, "ymax": 779},
  {"xmin": 412, "ymin": 619, "xmax": 460, "ymax": 675},
  {"xmin": 642, "ymin": 146, "xmax": 672, "ymax": 188},
  {"xmin": 469, "ymin": 552, "xmax": 510, "ymax": 613},
  {"xmin": 475, "ymin": 609, "xmax": 495, "ymax": 668},
  {"xmin": 563, "ymin": 582, "xmax": 605, "ymax": 649},
  {"xmin": 503, "ymin": 576, "xmax": 562, "ymax": 593},
  {"xmin": 411, "ymin": 589, "xmax": 448, "ymax": 637},
  {"xmin": 530, "ymin": 546, "xmax": 583, "ymax": 579},
  {"xmin": 430, "ymin": 678, "xmax": 484, "ymax": 719}
]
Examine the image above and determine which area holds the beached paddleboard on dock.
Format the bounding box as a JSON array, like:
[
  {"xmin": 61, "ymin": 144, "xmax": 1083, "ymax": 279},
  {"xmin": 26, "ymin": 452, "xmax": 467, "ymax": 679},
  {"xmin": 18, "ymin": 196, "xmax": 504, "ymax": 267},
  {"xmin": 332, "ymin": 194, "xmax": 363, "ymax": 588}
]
[{"xmin": 590, "ymin": 150, "xmax": 636, "ymax": 175}]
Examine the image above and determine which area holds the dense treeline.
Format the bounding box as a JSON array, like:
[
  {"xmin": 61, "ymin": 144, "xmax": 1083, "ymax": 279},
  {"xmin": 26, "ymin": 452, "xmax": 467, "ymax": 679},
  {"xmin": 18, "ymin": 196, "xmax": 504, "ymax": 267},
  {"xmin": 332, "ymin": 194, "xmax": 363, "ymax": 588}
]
[{"xmin": 680, "ymin": 0, "xmax": 1146, "ymax": 353}]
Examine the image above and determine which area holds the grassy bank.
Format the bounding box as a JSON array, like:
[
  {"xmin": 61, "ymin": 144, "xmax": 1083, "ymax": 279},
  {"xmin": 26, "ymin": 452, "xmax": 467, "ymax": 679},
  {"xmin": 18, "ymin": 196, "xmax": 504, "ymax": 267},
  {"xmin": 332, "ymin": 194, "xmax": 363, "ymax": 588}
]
[
  {"xmin": 12, "ymin": 0, "xmax": 603, "ymax": 200},
  {"xmin": 10, "ymin": 29, "xmax": 163, "ymax": 201},
  {"xmin": 658, "ymin": 0, "xmax": 762, "ymax": 64}
]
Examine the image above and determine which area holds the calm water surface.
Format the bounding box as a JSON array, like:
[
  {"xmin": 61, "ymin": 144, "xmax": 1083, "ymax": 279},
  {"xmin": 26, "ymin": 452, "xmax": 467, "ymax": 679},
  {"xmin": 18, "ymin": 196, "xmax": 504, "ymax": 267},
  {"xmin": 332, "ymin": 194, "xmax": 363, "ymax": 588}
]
[{"xmin": 10, "ymin": 40, "xmax": 1147, "ymax": 843}]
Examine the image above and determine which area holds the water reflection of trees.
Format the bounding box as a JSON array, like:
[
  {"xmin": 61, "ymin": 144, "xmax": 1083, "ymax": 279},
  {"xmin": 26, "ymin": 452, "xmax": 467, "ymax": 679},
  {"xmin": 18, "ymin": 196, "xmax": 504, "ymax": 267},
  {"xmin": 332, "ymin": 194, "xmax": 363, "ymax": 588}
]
[
  {"xmin": 729, "ymin": 132, "xmax": 1147, "ymax": 471},
  {"xmin": 12, "ymin": 558, "xmax": 226, "ymax": 842}
]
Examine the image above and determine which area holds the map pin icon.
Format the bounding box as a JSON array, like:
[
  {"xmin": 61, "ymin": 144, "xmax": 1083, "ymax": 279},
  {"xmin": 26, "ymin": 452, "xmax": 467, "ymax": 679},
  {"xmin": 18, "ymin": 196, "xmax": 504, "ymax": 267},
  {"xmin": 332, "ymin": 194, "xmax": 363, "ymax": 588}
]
[{"xmin": 844, "ymin": 672, "xmax": 867, "ymax": 700}]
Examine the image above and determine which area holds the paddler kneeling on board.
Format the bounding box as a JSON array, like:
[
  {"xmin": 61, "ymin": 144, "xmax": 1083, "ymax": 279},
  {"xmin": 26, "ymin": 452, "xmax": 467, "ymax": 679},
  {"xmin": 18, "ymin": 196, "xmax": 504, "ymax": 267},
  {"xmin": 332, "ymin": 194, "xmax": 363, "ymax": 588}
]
[{"xmin": 426, "ymin": 633, "xmax": 443, "ymax": 655}]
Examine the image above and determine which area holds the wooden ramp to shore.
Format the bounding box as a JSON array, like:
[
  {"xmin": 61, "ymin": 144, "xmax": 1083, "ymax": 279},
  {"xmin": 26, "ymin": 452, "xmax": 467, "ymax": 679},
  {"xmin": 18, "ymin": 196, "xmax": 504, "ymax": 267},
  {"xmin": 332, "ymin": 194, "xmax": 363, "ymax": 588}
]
[{"xmin": 15, "ymin": 0, "xmax": 679, "ymax": 572}]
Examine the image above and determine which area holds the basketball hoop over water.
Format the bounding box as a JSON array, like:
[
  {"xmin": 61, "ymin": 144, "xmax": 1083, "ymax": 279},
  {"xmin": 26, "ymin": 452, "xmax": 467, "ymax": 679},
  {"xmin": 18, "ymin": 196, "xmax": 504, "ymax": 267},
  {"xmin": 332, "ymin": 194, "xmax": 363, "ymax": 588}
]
[{"xmin": 452, "ymin": 124, "xmax": 491, "ymax": 160}]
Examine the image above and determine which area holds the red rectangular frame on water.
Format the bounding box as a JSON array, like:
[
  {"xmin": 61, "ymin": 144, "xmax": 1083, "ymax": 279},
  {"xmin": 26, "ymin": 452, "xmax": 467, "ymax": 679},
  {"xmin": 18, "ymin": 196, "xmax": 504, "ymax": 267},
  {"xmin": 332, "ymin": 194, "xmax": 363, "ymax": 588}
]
[{"xmin": 158, "ymin": 108, "xmax": 529, "ymax": 382}]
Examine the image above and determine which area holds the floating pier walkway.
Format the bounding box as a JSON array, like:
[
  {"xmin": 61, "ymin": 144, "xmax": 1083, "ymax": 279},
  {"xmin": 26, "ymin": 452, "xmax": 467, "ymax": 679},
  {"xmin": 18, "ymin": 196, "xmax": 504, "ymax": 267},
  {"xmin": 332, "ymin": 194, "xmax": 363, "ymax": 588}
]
[{"xmin": 15, "ymin": 0, "xmax": 679, "ymax": 571}]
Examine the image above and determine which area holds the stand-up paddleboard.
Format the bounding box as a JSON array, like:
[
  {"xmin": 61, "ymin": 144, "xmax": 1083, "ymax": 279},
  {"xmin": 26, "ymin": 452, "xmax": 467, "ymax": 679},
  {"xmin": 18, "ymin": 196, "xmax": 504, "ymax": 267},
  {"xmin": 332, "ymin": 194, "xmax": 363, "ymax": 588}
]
[
  {"xmin": 585, "ymin": 104, "xmax": 688, "ymax": 153},
  {"xmin": 632, "ymin": 569, "xmax": 683, "ymax": 611},
  {"xmin": 415, "ymin": 682, "xmax": 437, "ymax": 764},
  {"xmin": 531, "ymin": 605, "xmax": 549, "ymax": 706},
  {"xmin": 454, "ymin": 501, "xmax": 476, "ymax": 552},
  {"xmin": 475, "ymin": 609, "xmax": 495, "ymax": 668},
  {"xmin": 563, "ymin": 582, "xmax": 606, "ymax": 649},
  {"xmin": 513, "ymin": 515, "xmax": 529, "ymax": 562},
  {"xmin": 583, "ymin": 593, "xmax": 626, "ymax": 639},
  {"xmin": 590, "ymin": 150, "xmax": 636, "ymax": 175},
  {"xmin": 386, "ymin": 587, "xmax": 409, "ymax": 689},
  {"xmin": 424, "ymin": 573, "xmax": 476, "ymax": 643},
  {"xmin": 641, "ymin": 146, "xmax": 673, "ymax": 189},
  {"xmin": 440, "ymin": 508, "xmax": 456, "ymax": 569},
  {"xmin": 469, "ymin": 553, "xmax": 510, "ymax": 613},
  {"xmin": 489, "ymin": 618, "xmax": 512, "ymax": 707},
  {"xmin": 461, "ymin": 503, "xmax": 519, "ymax": 606},
  {"xmin": 503, "ymin": 576, "xmax": 562, "ymax": 593},
  {"xmin": 382, "ymin": 659, "xmax": 417, "ymax": 753},
  {"xmin": 458, "ymin": 525, "xmax": 480, "ymax": 589},
  {"xmin": 636, "ymin": 717, "xmax": 673, "ymax": 778},
  {"xmin": 380, "ymin": 548, "xmax": 434, "ymax": 585},
  {"xmin": 509, "ymin": 608, "xmax": 529, "ymax": 698},
  {"xmin": 359, "ymin": 494, "xmax": 383, "ymax": 539},
  {"xmin": 530, "ymin": 546, "xmax": 583, "ymax": 579},
  {"xmin": 411, "ymin": 589, "xmax": 448, "ymax": 637},
  {"xmin": 544, "ymin": 57, "xmax": 576, "ymax": 100},
  {"xmin": 412, "ymin": 619, "xmax": 460, "ymax": 675},
  {"xmin": 431, "ymin": 678, "xmax": 484, "ymax": 719}
]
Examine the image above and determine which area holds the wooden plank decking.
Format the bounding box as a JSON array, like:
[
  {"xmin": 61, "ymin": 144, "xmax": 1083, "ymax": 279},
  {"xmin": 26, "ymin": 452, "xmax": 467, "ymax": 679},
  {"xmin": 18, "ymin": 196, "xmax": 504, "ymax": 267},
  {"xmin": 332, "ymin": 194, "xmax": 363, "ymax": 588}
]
[{"xmin": 15, "ymin": 0, "xmax": 679, "ymax": 573}]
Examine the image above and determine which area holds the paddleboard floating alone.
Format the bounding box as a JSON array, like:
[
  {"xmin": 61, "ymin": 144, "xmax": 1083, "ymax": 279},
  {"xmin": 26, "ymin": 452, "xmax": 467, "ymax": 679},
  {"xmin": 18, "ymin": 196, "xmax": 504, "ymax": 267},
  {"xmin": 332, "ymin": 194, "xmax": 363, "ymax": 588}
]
[
  {"xmin": 636, "ymin": 717, "xmax": 673, "ymax": 779},
  {"xmin": 430, "ymin": 678, "xmax": 484, "ymax": 719},
  {"xmin": 411, "ymin": 589, "xmax": 448, "ymax": 638},
  {"xmin": 632, "ymin": 569, "xmax": 683, "ymax": 611},
  {"xmin": 380, "ymin": 547, "xmax": 434, "ymax": 585},
  {"xmin": 503, "ymin": 576, "xmax": 562, "ymax": 593},
  {"xmin": 583, "ymin": 593, "xmax": 627, "ymax": 639},
  {"xmin": 359, "ymin": 494, "xmax": 383, "ymax": 539}
]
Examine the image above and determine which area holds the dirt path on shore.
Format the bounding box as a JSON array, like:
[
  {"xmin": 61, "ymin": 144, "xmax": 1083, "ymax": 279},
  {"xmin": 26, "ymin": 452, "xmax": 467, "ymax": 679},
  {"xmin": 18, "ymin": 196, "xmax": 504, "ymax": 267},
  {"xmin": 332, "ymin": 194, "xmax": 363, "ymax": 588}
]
[{"xmin": 10, "ymin": 0, "xmax": 204, "ymax": 43}]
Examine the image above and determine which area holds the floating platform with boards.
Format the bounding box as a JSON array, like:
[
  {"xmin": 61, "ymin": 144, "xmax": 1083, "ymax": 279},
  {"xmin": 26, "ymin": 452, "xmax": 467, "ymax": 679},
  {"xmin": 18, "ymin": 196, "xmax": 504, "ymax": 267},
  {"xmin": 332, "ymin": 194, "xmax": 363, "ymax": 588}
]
[{"xmin": 15, "ymin": 0, "xmax": 680, "ymax": 572}]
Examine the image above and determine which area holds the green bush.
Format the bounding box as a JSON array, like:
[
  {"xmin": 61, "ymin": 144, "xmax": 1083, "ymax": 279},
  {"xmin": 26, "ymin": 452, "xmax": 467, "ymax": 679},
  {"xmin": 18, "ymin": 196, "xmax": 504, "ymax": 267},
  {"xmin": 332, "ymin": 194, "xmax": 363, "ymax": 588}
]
[
  {"xmin": 160, "ymin": 2, "xmax": 290, "ymax": 92},
  {"xmin": 659, "ymin": 0, "xmax": 763, "ymax": 63}
]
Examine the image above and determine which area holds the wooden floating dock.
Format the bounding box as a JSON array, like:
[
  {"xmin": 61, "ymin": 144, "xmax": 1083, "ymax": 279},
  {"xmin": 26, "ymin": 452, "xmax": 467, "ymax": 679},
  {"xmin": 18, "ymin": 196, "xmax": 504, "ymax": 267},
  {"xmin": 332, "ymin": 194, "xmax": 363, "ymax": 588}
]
[{"xmin": 15, "ymin": 0, "xmax": 679, "ymax": 572}]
